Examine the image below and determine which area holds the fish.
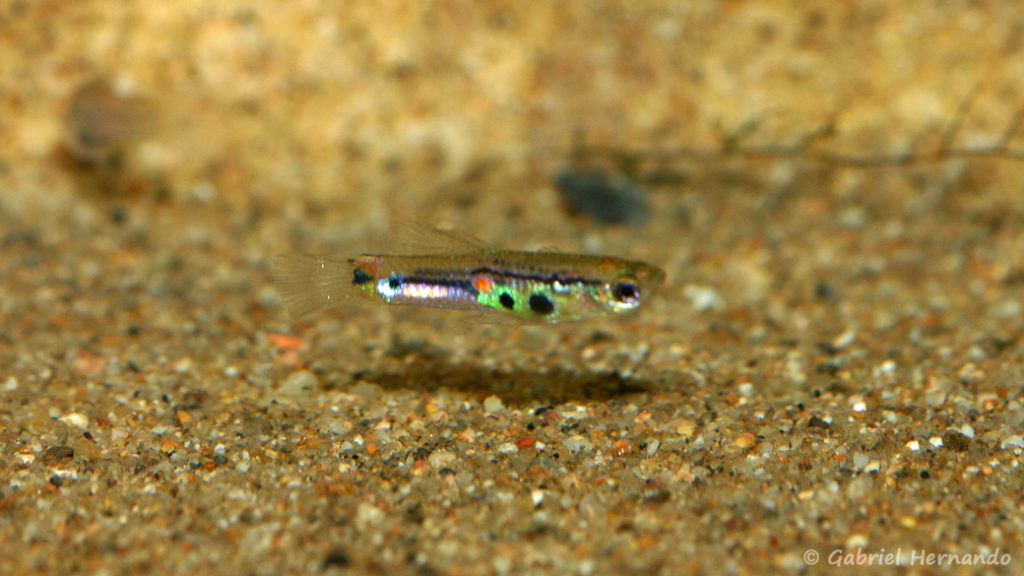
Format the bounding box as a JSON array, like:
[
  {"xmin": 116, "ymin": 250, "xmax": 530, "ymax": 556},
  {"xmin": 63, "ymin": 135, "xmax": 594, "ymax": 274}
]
[{"xmin": 272, "ymin": 225, "xmax": 665, "ymax": 323}]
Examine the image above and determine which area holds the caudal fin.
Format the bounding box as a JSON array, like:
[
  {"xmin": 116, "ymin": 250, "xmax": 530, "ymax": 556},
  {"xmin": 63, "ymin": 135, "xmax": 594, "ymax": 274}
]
[{"xmin": 272, "ymin": 254, "xmax": 362, "ymax": 319}]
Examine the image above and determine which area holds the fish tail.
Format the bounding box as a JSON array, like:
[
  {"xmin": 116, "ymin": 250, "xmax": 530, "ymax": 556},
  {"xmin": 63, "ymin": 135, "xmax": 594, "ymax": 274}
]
[{"xmin": 272, "ymin": 254, "xmax": 368, "ymax": 318}]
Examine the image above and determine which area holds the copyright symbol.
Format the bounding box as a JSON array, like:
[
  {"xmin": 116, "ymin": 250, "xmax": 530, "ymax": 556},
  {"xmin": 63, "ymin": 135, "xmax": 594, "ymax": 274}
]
[{"xmin": 804, "ymin": 550, "xmax": 820, "ymax": 565}]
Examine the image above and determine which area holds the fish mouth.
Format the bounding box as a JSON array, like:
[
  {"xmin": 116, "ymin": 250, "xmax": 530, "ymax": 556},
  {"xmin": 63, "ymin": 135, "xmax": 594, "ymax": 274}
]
[{"xmin": 638, "ymin": 264, "xmax": 667, "ymax": 297}]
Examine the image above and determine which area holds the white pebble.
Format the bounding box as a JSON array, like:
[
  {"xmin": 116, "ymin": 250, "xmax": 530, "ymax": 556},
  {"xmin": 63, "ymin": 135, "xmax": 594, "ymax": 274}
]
[
  {"xmin": 852, "ymin": 452, "xmax": 869, "ymax": 469},
  {"xmin": 845, "ymin": 534, "xmax": 869, "ymax": 549},
  {"xmin": 531, "ymin": 490, "xmax": 545, "ymax": 507},
  {"xmin": 284, "ymin": 366, "xmax": 315, "ymax": 385},
  {"xmin": 356, "ymin": 502, "xmax": 385, "ymax": 527},
  {"xmin": 645, "ymin": 439, "xmax": 661, "ymax": 457},
  {"xmin": 428, "ymin": 449, "xmax": 456, "ymax": 468},
  {"xmin": 483, "ymin": 395, "xmax": 504, "ymax": 413},
  {"xmin": 683, "ymin": 284, "xmax": 724, "ymax": 311},
  {"xmin": 562, "ymin": 435, "xmax": 592, "ymax": 454},
  {"xmin": 832, "ymin": 329, "xmax": 856, "ymax": 350},
  {"xmin": 1001, "ymin": 435, "xmax": 1024, "ymax": 450},
  {"xmin": 173, "ymin": 357, "xmax": 193, "ymax": 373},
  {"xmin": 59, "ymin": 412, "xmax": 89, "ymax": 429},
  {"xmin": 875, "ymin": 360, "xmax": 897, "ymax": 375}
]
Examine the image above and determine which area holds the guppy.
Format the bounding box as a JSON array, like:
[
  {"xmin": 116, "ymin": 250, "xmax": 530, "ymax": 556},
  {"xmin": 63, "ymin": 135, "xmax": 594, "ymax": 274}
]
[{"xmin": 273, "ymin": 226, "xmax": 665, "ymax": 323}]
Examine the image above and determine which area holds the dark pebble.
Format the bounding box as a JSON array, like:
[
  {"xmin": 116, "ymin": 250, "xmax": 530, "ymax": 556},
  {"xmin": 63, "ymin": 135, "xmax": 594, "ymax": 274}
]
[
  {"xmin": 815, "ymin": 281, "xmax": 839, "ymax": 300},
  {"xmin": 322, "ymin": 548, "xmax": 351, "ymax": 569},
  {"xmin": 815, "ymin": 361, "xmax": 840, "ymax": 376},
  {"xmin": 942, "ymin": 430, "xmax": 970, "ymax": 452},
  {"xmin": 554, "ymin": 168, "xmax": 648, "ymax": 225},
  {"xmin": 41, "ymin": 445, "xmax": 75, "ymax": 464},
  {"xmin": 807, "ymin": 415, "xmax": 831, "ymax": 429}
]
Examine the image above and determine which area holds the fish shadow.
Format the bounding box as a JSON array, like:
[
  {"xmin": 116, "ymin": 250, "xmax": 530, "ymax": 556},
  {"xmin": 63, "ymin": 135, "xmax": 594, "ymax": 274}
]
[{"xmin": 358, "ymin": 357, "xmax": 656, "ymax": 406}]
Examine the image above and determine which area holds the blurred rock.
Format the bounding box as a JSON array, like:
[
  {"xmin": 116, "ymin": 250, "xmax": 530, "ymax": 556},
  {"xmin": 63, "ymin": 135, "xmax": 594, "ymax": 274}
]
[{"xmin": 554, "ymin": 167, "xmax": 648, "ymax": 225}]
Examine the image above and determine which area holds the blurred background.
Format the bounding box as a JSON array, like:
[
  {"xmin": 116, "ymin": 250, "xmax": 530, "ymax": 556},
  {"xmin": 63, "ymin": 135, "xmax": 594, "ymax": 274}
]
[{"xmin": 4, "ymin": 1, "xmax": 1022, "ymax": 331}]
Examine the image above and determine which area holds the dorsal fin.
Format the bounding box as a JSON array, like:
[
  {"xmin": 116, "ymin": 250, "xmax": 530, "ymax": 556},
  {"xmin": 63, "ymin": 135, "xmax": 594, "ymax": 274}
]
[{"xmin": 376, "ymin": 221, "xmax": 491, "ymax": 255}]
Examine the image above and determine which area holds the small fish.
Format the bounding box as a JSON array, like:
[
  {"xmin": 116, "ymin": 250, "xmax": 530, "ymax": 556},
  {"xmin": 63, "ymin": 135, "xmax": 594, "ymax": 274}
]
[{"xmin": 273, "ymin": 225, "xmax": 665, "ymax": 323}]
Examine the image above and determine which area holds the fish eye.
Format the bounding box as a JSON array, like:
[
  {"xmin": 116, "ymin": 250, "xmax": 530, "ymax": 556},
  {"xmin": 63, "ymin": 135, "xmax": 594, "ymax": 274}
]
[{"xmin": 611, "ymin": 276, "xmax": 640, "ymax": 304}]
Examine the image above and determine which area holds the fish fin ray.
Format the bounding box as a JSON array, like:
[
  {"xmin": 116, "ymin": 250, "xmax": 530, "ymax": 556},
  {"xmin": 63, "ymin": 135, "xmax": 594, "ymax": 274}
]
[
  {"xmin": 272, "ymin": 254, "xmax": 370, "ymax": 319},
  {"xmin": 379, "ymin": 221, "xmax": 491, "ymax": 255}
]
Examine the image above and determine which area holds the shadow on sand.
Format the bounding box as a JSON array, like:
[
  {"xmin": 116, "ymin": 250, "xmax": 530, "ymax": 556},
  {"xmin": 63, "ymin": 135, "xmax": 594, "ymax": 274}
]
[{"xmin": 355, "ymin": 357, "xmax": 666, "ymax": 406}]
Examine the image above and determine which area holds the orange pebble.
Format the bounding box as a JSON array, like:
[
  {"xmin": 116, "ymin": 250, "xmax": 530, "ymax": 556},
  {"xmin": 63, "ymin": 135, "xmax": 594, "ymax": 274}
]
[
  {"xmin": 267, "ymin": 332, "xmax": 304, "ymax": 351},
  {"xmin": 609, "ymin": 439, "xmax": 631, "ymax": 456},
  {"xmin": 161, "ymin": 440, "xmax": 184, "ymax": 454}
]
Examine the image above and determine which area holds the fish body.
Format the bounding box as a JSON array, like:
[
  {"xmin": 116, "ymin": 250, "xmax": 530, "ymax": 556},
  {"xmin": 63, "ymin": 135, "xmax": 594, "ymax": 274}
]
[{"xmin": 273, "ymin": 229, "xmax": 664, "ymax": 323}]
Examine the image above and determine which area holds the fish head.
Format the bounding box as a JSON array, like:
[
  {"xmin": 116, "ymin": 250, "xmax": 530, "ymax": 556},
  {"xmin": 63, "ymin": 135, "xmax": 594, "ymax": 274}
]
[{"xmin": 596, "ymin": 260, "xmax": 666, "ymax": 314}]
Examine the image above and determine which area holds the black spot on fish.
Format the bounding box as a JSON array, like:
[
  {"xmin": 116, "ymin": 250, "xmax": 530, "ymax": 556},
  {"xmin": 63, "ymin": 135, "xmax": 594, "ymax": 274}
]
[
  {"xmin": 529, "ymin": 293, "xmax": 555, "ymax": 315},
  {"xmin": 499, "ymin": 292, "xmax": 515, "ymax": 310},
  {"xmin": 352, "ymin": 268, "xmax": 372, "ymax": 285},
  {"xmin": 388, "ymin": 276, "xmax": 402, "ymax": 290}
]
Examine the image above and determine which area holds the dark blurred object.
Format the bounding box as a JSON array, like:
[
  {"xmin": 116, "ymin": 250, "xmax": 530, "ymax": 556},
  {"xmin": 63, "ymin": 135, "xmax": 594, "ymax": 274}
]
[
  {"xmin": 554, "ymin": 167, "xmax": 648, "ymax": 225},
  {"xmin": 63, "ymin": 79, "xmax": 156, "ymax": 168},
  {"xmin": 58, "ymin": 79, "xmax": 169, "ymax": 202}
]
